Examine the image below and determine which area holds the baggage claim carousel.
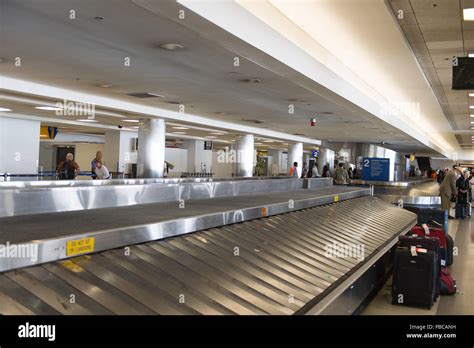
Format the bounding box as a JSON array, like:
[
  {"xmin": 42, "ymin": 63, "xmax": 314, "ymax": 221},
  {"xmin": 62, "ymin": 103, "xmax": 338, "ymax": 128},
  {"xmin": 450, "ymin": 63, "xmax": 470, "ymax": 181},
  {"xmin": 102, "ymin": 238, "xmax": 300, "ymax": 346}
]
[{"xmin": 0, "ymin": 178, "xmax": 416, "ymax": 315}]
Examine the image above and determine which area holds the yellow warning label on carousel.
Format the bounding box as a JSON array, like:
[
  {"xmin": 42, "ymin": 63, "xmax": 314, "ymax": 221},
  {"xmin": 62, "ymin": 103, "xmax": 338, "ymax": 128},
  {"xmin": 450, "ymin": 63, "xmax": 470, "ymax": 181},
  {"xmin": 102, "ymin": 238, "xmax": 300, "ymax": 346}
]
[{"xmin": 66, "ymin": 237, "xmax": 95, "ymax": 256}]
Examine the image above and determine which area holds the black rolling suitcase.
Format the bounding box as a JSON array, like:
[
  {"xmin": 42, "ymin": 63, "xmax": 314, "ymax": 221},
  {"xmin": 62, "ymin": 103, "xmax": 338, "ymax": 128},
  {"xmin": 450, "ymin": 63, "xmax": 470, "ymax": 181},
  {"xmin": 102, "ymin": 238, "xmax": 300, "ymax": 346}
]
[
  {"xmin": 392, "ymin": 247, "xmax": 437, "ymax": 309},
  {"xmin": 446, "ymin": 234, "xmax": 454, "ymax": 266},
  {"xmin": 398, "ymin": 235, "xmax": 441, "ymax": 299},
  {"xmin": 455, "ymin": 203, "xmax": 467, "ymax": 219},
  {"xmin": 403, "ymin": 206, "xmax": 448, "ymax": 235}
]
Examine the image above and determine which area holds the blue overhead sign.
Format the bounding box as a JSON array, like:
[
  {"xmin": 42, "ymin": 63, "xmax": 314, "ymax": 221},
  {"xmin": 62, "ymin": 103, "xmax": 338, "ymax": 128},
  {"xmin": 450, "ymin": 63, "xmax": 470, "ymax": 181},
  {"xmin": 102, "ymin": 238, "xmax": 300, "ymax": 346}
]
[
  {"xmin": 361, "ymin": 157, "xmax": 390, "ymax": 181},
  {"xmin": 311, "ymin": 149, "xmax": 319, "ymax": 158}
]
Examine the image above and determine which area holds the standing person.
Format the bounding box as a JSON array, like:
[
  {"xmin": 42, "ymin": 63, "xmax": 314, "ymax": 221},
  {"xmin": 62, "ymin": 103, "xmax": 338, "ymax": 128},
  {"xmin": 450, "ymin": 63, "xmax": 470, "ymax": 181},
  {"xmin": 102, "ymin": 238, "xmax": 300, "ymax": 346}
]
[
  {"xmin": 91, "ymin": 151, "xmax": 104, "ymax": 179},
  {"xmin": 437, "ymin": 168, "xmax": 445, "ymax": 184},
  {"xmin": 439, "ymin": 166, "xmax": 458, "ymax": 219},
  {"xmin": 456, "ymin": 169, "xmax": 471, "ymax": 218},
  {"xmin": 57, "ymin": 153, "xmax": 80, "ymax": 180},
  {"xmin": 301, "ymin": 161, "xmax": 308, "ymax": 178},
  {"xmin": 334, "ymin": 163, "xmax": 349, "ymax": 185},
  {"xmin": 348, "ymin": 167, "xmax": 354, "ymax": 180},
  {"xmin": 289, "ymin": 162, "xmax": 298, "ymax": 177},
  {"xmin": 322, "ymin": 164, "xmax": 330, "ymax": 178},
  {"xmin": 94, "ymin": 160, "xmax": 111, "ymax": 180}
]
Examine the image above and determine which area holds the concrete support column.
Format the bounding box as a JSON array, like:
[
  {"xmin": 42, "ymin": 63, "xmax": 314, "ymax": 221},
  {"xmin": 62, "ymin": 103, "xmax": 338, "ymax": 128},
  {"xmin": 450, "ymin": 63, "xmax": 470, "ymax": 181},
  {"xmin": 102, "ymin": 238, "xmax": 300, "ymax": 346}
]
[
  {"xmin": 137, "ymin": 119, "xmax": 166, "ymax": 178},
  {"xmin": 288, "ymin": 142, "xmax": 303, "ymax": 176},
  {"xmin": 234, "ymin": 134, "xmax": 254, "ymax": 177}
]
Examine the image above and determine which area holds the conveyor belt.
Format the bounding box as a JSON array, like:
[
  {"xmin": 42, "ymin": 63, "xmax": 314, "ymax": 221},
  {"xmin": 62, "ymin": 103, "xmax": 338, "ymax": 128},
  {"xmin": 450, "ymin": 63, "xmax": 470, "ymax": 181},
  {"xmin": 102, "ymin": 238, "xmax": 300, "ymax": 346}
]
[
  {"xmin": 0, "ymin": 186, "xmax": 363, "ymax": 243},
  {"xmin": 0, "ymin": 196, "xmax": 416, "ymax": 315}
]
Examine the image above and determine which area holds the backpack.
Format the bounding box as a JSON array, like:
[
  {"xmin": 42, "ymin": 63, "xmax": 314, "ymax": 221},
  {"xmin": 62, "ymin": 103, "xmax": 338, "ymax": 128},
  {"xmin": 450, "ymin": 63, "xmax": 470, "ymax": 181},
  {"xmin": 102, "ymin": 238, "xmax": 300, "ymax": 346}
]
[{"xmin": 440, "ymin": 267, "xmax": 456, "ymax": 295}]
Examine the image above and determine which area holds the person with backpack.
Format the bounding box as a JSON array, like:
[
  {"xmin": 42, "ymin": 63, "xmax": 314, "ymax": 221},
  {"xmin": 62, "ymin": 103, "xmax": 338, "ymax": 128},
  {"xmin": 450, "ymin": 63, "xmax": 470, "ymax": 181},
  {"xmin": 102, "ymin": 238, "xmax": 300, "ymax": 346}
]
[
  {"xmin": 289, "ymin": 162, "xmax": 298, "ymax": 177},
  {"xmin": 57, "ymin": 153, "xmax": 80, "ymax": 180}
]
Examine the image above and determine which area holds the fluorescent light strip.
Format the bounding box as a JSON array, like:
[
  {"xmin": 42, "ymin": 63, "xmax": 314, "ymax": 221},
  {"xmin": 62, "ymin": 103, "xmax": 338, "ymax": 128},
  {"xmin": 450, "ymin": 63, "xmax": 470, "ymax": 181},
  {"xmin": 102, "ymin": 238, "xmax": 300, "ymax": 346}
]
[
  {"xmin": 77, "ymin": 119, "xmax": 98, "ymax": 123},
  {"xmin": 167, "ymin": 122, "xmax": 229, "ymax": 134},
  {"xmin": 0, "ymin": 107, "xmax": 12, "ymax": 112},
  {"xmin": 35, "ymin": 106, "xmax": 62, "ymax": 111}
]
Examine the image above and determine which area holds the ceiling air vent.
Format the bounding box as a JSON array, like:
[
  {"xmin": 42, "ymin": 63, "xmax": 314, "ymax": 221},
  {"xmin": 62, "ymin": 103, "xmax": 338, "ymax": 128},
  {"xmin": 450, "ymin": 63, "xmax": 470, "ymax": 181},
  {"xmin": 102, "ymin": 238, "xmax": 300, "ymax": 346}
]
[
  {"xmin": 242, "ymin": 119, "xmax": 264, "ymax": 124},
  {"xmin": 127, "ymin": 92, "xmax": 163, "ymax": 99}
]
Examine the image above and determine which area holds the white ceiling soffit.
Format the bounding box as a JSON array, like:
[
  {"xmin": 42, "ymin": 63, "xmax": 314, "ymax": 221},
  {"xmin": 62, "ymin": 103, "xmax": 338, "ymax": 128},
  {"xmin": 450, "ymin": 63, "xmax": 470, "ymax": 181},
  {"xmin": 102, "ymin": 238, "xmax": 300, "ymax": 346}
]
[
  {"xmin": 0, "ymin": 76, "xmax": 320, "ymax": 145},
  {"xmin": 177, "ymin": 0, "xmax": 453, "ymax": 157}
]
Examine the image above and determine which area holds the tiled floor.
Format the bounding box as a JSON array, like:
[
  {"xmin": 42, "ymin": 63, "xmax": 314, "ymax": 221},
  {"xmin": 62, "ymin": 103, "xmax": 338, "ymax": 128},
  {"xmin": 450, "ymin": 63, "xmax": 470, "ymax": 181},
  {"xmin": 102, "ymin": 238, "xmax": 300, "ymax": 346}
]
[{"xmin": 362, "ymin": 214, "xmax": 473, "ymax": 315}]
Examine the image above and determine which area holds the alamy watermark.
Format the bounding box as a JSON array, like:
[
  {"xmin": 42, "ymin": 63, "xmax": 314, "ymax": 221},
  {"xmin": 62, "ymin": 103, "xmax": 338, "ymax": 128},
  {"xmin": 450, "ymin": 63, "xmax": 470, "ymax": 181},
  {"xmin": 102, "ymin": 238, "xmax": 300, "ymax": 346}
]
[
  {"xmin": 54, "ymin": 99, "xmax": 96, "ymax": 119},
  {"xmin": 380, "ymin": 101, "xmax": 420, "ymax": 120},
  {"xmin": 0, "ymin": 242, "xmax": 38, "ymax": 262},
  {"xmin": 324, "ymin": 242, "xmax": 365, "ymax": 261}
]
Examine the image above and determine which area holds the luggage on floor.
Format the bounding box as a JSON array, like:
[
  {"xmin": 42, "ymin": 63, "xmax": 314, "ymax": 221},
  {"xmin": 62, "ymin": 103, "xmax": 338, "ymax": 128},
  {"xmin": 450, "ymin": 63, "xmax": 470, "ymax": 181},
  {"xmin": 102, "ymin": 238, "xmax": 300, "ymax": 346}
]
[
  {"xmin": 455, "ymin": 203, "xmax": 468, "ymax": 219},
  {"xmin": 440, "ymin": 267, "xmax": 457, "ymax": 295},
  {"xmin": 446, "ymin": 234, "xmax": 454, "ymax": 266},
  {"xmin": 392, "ymin": 247, "xmax": 437, "ymax": 309},
  {"xmin": 410, "ymin": 224, "xmax": 447, "ymax": 266},
  {"xmin": 403, "ymin": 206, "xmax": 448, "ymax": 235},
  {"xmin": 398, "ymin": 235, "xmax": 441, "ymax": 299}
]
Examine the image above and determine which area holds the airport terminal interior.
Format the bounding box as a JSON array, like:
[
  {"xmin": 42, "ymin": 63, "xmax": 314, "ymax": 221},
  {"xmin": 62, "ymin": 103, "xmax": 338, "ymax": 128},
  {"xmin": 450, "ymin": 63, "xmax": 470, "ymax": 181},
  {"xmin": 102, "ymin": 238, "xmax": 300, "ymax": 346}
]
[{"xmin": 0, "ymin": 0, "xmax": 474, "ymax": 317}]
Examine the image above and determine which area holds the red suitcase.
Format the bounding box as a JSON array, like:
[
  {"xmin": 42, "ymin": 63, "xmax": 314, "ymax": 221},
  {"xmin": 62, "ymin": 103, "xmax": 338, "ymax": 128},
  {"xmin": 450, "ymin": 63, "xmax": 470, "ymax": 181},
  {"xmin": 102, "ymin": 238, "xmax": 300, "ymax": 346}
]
[{"xmin": 410, "ymin": 224, "xmax": 447, "ymax": 266}]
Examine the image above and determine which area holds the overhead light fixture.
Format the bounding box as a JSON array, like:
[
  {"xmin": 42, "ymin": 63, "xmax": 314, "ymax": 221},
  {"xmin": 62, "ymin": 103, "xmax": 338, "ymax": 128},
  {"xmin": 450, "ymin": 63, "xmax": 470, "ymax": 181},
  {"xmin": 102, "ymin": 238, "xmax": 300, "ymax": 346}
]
[
  {"xmin": 172, "ymin": 126, "xmax": 189, "ymax": 130},
  {"xmin": 98, "ymin": 84, "xmax": 113, "ymax": 88},
  {"xmin": 146, "ymin": 93, "xmax": 165, "ymax": 98},
  {"xmin": 131, "ymin": 126, "xmax": 139, "ymax": 129},
  {"xmin": 35, "ymin": 106, "xmax": 62, "ymax": 111},
  {"xmin": 77, "ymin": 119, "xmax": 98, "ymax": 123},
  {"xmin": 210, "ymin": 132, "xmax": 225, "ymax": 135},
  {"xmin": 0, "ymin": 107, "xmax": 12, "ymax": 112},
  {"xmin": 172, "ymin": 131, "xmax": 187, "ymax": 134},
  {"xmin": 470, "ymin": 106, "xmax": 474, "ymax": 109},
  {"xmin": 123, "ymin": 119, "xmax": 140, "ymax": 123},
  {"xmin": 463, "ymin": 8, "xmax": 474, "ymax": 21},
  {"xmin": 470, "ymin": 93, "xmax": 474, "ymax": 97},
  {"xmin": 206, "ymin": 136, "xmax": 217, "ymax": 139},
  {"xmin": 159, "ymin": 43, "xmax": 184, "ymax": 50},
  {"xmin": 263, "ymin": 140, "xmax": 274, "ymax": 143}
]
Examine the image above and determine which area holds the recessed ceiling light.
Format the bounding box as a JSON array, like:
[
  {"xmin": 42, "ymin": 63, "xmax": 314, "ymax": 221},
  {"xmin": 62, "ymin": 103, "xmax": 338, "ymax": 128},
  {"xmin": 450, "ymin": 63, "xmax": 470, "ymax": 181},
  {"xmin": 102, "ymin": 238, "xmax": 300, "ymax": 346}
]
[
  {"xmin": 146, "ymin": 93, "xmax": 164, "ymax": 98},
  {"xmin": 464, "ymin": 8, "xmax": 474, "ymax": 21},
  {"xmin": 172, "ymin": 126, "xmax": 189, "ymax": 130},
  {"xmin": 469, "ymin": 54, "xmax": 474, "ymax": 58},
  {"xmin": 77, "ymin": 119, "xmax": 98, "ymax": 123},
  {"xmin": 206, "ymin": 136, "xmax": 217, "ymax": 139},
  {"xmin": 172, "ymin": 131, "xmax": 187, "ymax": 134},
  {"xmin": 131, "ymin": 126, "xmax": 139, "ymax": 129},
  {"xmin": 0, "ymin": 107, "xmax": 12, "ymax": 112},
  {"xmin": 123, "ymin": 119, "xmax": 140, "ymax": 123},
  {"xmin": 470, "ymin": 106, "xmax": 474, "ymax": 109},
  {"xmin": 98, "ymin": 84, "xmax": 112, "ymax": 88},
  {"xmin": 210, "ymin": 132, "xmax": 224, "ymax": 135},
  {"xmin": 35, "ymin": 106, "xmax": 62, "ymax": 111},
  {"xmin": 263, "ymin": 140, "xmax": 274, "ymax": 143},
  {"xmin": 77, "ymin": 118, "xmax": 97, "ymax": 123},
  {"xmin": 470, "ymin": 93, "xmax": 474, "ymax": 97},
  {"xmin": 159, "ymin": 43, "xmax": 184, "ymax": 50}
]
